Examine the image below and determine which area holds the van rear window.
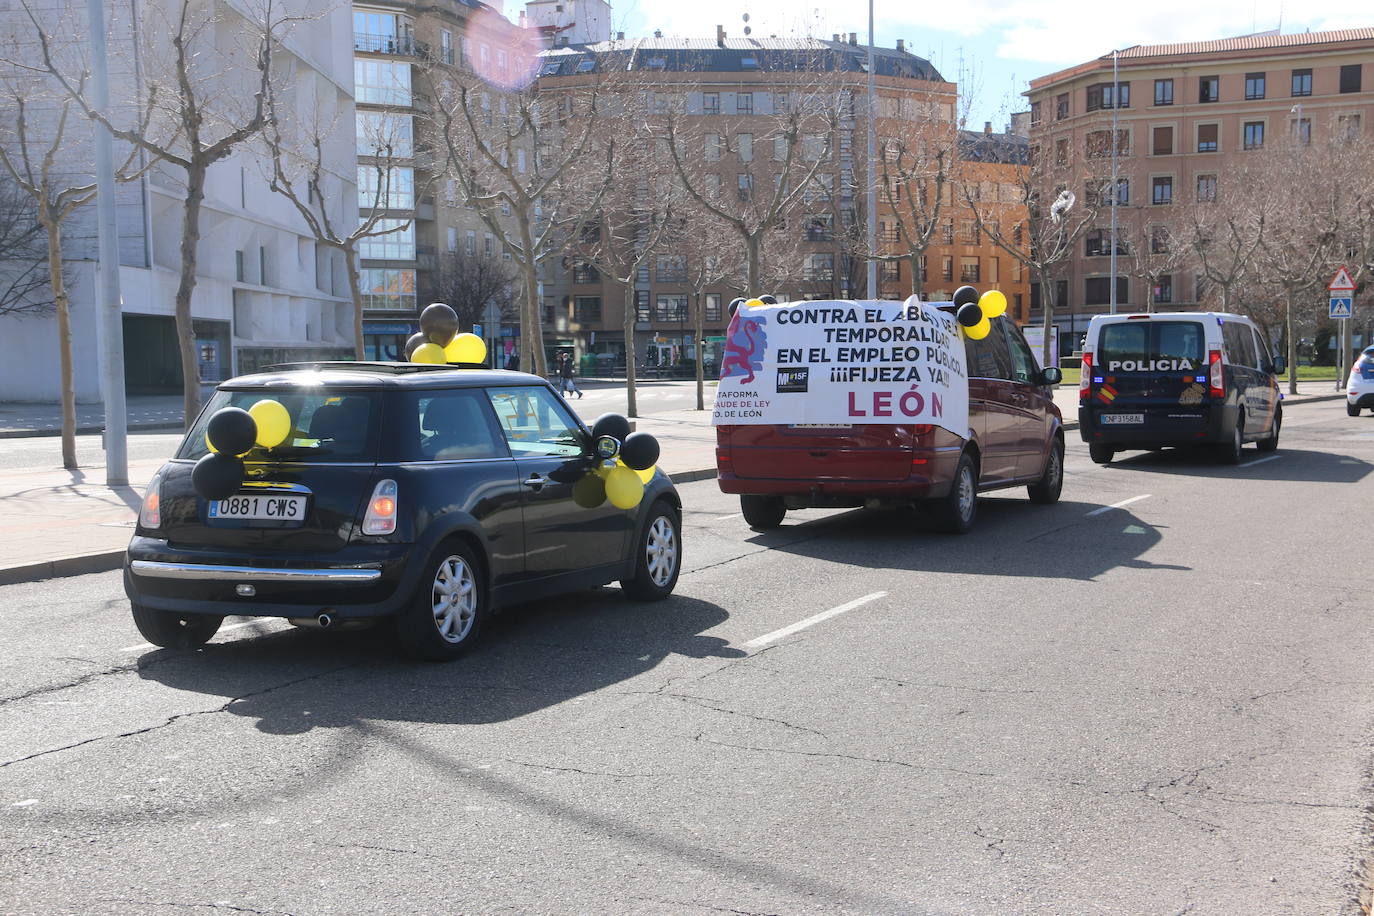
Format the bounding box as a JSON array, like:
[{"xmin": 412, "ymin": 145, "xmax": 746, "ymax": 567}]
[
  {"xmin": 1098, "ymin": 321, "xmax": 1205, "ymax": 372},
  {"xmin": 178, "ymin": 389, "xmax": 381, "ymax": 462}
]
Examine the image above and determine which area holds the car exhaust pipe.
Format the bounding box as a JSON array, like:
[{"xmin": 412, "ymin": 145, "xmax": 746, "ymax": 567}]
[{"xmin": 317, "ymin": 612, "xmax": 333, "ymax": 629}]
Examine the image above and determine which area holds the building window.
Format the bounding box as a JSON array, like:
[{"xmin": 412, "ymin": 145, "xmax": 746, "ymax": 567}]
[
  {"xmin": 1084, "ymin": 229, "xmax": 1125, "ymax": 257},
  {"xmin": 805, "ymin": 214, "xmax": 834, "ymax": 242},
  {"xmin": 958, "ymin": 257, "xmax": 980, "ymax": 283},
  {"xmin": 355, "ymin": 111, "xmax": 413, "ymax": 158},
  {"xmin": 464, "ymin": 230, "xmax": 476, "ymax": 255},
  {"xmin": 705, "ymin": 173, "xmax": 721, "ymax": 198},
  {"xmin": 635, "ymin": 289, "xmax": 651, "ymax": 323},
  {"xmin": 960, "ymin": 219, "xmax": 980, "ymax": 245},
  {"xmin": 1152, "ymin": 126, "xmax": 1173, "ymax": 155},
  {"xmin": 1294, "ymin": 117, "xmax": 1312, "ymax": 145},
  {"xmin": 804, "ymin": 253, "xmax": 834, "ymax": 281},
  {"xmin": 941, "ymin": 219, "xmax": 954, "ymax": 245},
  {"xmin": 1152, "ymin": 176, "xmax": 1173, "ymax": 205},
  {"xmin": 1085, "ymin": 276, "xmax": 1129, "ymax": 305},
  {"xmin": 483, "ymin": 234, "xmax": 493, "ymax": 257},
  {"xmin": 440, "ymin": 29, "xmax": 453, "ymax": 65},
  {"xmin": 1086, "ymin": 129, "xmax": 1128, "ymax": 159},
  {"xmin": 1292, "ymin": 68, "xmax": 1312, "ymax": 97},
  {"xmin": 1197, "ymin": 123, "xmax": 1218, "ymax": 153},
  {"xmin": 656, "ymin": 255, "xmax": 687, "ymax": 283},
  {"xmin": 359, "ymin": 268, "xmax": 416, "ymax": 310},
  {"xmin": 574, "ymin": 296, "xmax": 601, "ymax": 322},
  {"xmin": 1055, "ymin": 138, "xmax": 1068, "ymax": 166},
  {"xmin": 573, "ymin": 261, "xmax": 599, "ymax": 284},
  {"xmin": 357, "ymin": 166, "xmax": 414, "ymax": 209},
  {"xmin": 1199, "ymin": 76, "xmax": 1219, "ymax": 103},
  {"xmin": 1153, "ymin": 275, "xmax": 1173, "ymax": 304},
  {"xmin": 1243, "ymin": 121, "xmax": 1265, "ymax": 150},
  {"xmin": 735, "ymin": 92, "xmax": 753, "ymax": 115},
  {"xmin": 1030, "ymin": 100, "xmax": 1042, "ymax": 124},
  {"xmin": 702, "ymin": 92, "xmax": 720, "ymax": 114},
  {"xmin": 1244, "ymin": 72, "xmax": 1266, "ymax": 100},
  {"xmin": 1055, "ymin": 93, "xmax": 1069, "ymax": 119},
  {"xmin": 1151, "ymin": 227, "xmax": 1171, "ymax": 253},
  {"xmin": 1087, "ymin": 178, "xmax": 1128, "ymax": 207},
  {"xmin": 941, "ymin": 256, "xmax": 953, "ymax": 282},
  {"xmin": 1340, "ymin": 64, "xmax": 1362, "ymax": 93},
  {"xmin": 1086, "ymin": 82, "xmax": 1130, "ymax": 111},
  {"xmin": 447, "ymin": 227, "xmax": 457, "ymax": 252},
  {"xmin": 353, "ymin": 59, "xmax": 412, "ymax": 106},
  {"xmin": 1196, "ymin": 174, "xmax": 1217, "ymax": 202},
  {"xmin": 1154, "ymin": 79, "xmax": 1173, "ymax": 106},
  {"xmin": 655, "ymin": 294, "xmax": 688, "ymax": 322},
  {"xmin": 880, "ymin": 261, "xmax": 900, "ymax": 282},
  {"xmin": 704, "ymin": 133, "xmax": 722, "ymax": 162},
  {"xmin": 737, "ymin": 173, "xmax": 752, "ymax": 201},
  {"xmin": 1339, "ymin": 114, "xmax": 1363, "ymax": 141},
  {"xmin": 737, "ymin": 133, "xmax": 753, "ymax": 162},
  {"xmin": 705, "ymin": 294, "xmax": 722, "ymax": 322},
  {"xmin": 358, "ymin": 218, "xmax": 415, "ymax": 259},
  {"xmin": 773, "ymin": 136, "xmax": 788, "ymax": 161}
]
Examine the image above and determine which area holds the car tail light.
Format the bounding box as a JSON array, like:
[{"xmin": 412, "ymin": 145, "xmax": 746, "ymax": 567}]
[
  {"xmin": 362, "ymin": 479, "xmax": 398, "ymax": 535},
  {"xmin": 139, "ymin": 470, "xmax": 163, "ymax": 529},
  {"xmin": 1079, "ymin": 353, "xmax": 1092, "ymax": 401},
  {"xmin": 1208, "ymin": 350, "xmax": 1225, "ymax": 399}
]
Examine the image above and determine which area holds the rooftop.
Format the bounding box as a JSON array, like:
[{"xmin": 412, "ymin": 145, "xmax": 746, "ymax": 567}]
[{"xmin": 1111, "ymin": 26, "xmax": 1374, "ymax": 60}]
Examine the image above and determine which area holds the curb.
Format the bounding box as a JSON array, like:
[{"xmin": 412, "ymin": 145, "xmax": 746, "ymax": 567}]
[
  {"xmin": 0, "ymin": 422, "xmax": 184, "ymax": 440},
  {"xmin": 0, "ymin": 550, "xmax": 126, "ymax": 587}
]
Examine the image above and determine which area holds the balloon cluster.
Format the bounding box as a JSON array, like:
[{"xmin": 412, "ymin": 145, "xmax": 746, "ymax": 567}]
[
  {"xmin": 571, "ymin": 413, "xmax": 661, "ymax": 511},
  {"xmin": 727, "ymin": 294, "xmax": 778, "ymax": 318},
  {"xmin": 952, "ymin": 285, "xmax": 1009, "ymax": 341},
  {"xmin": 404, "ymin": 303, "xmax": 487, "ymax": 365},
  {"xmin": 192, "ymin": 399, "xmax": 292, "ymax": 501}
]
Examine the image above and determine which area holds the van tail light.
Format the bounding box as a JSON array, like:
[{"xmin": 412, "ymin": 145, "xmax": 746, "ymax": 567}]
[
  {"xmin": 362, "ymin": 479, "xmax": 398, "ymax": 535},
  {"xmin": 1208, "ymin": 350, "xmax": 1225, "ymax": 399},
  {"xmin": 1079, "ymin": 353, "xmax": 1092, "ymax": 401},
  {"xmin": 139, "ymin": 470, "xmax": 163, "ymax": 530}
]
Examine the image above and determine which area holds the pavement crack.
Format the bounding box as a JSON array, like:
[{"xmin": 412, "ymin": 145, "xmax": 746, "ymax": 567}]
[
  {"xmin": 631, "ymin": 898, "xmax": 781, "ymax": 916},
  {"xmin": 871, "ymin": 676, "xmax": 1036, "ymax": 696},
  {"xmin": 662, "ymin": 691, "xmax": 827, "ymax": 737},
  {"xmin": 497, "ymin": 756, "xmax": 668, "ymax": 779},
  {"xmin": 973, "ymin": 825, "xmax": 1007, "ymax": 860},
  {"xmin": 691, "ymin": 733, "xmax": 998, "ymax": 779},
  {"xmin": 96, "ymin": 901, "xmax": 291, "ymax": 916}
]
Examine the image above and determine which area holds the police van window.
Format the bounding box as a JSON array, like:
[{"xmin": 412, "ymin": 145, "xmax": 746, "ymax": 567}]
[
  {"xmin": 1222, "ymin": 322, "xmax": 1259, "ymax": 368},
  {"xmin": 485, "ymin": 386, "xmax": 585, "ymax": 458},
  {"xmin": 1099, "ymin": 321, "xmax": 1204, "ymax": 370},
  {"xmin": 964, "ymin": 320, "xmax": 1013, "ymax": 379},
  {"xmin": 1251, "ymin": 327, "xmax": 1273, "ymax": 367},
  {"xmin": 1000, "ymin": 319, "xmax": 1039, "ymax": 384}
]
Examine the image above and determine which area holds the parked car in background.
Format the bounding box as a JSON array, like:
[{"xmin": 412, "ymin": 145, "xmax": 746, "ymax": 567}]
[
  {"xmin": 1078, "ymin": 312, "xmax": 1283, "ymax": 464},
  {"xmin": 1346, "ymin": 346, "xmax": 1374, "ymax": 416},
  {"xmin": 125, "ymin": 364, "xmax": 681, "ymax": 660}
]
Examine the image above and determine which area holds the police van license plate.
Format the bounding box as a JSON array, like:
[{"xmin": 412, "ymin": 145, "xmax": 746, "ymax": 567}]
[
  {"xmin": 1100, "ymin": 413, "xmax": 1144, "ymax": 425},
  {"xmin": 208, "ymin": 494, "xmax": 306, "ymax": 521}
]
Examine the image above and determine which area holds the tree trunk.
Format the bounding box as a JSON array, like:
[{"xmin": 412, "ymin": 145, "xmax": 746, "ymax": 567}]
[
  {"xmin": 344, "ymin": 244, "xmax": 365, "ymax": 360},
  {"xmin": 176, "ymin": 165, "xmax": 207, "ymax": 428},
  {"xmin": 45, "ymin": 218, "xmax": 77, "ymax": 469},
  {"xmin": 745, "ymin": 233, "xmax": 761, "ymax": 293},
  {"xmin": 908, "ymin": 252, "xmax": 922, "ymax": 299},
  {"xmin": 1039, "ymin": 271, "xmax": 1056, "ymax": 369},
  {"xmin": 516, "ymin": 215, "xmax": 545, "ymax": 378},
  {"xmin": 623, "ymin": 279, "xmax": 638, "ymax": 418},
  {"xmin": 694, "ymin": 290, "xmax": 705, "ymax": 410},
  {"xmin": 1285, "ymin": 287, "xmax": 1299, "ymax": 396}
]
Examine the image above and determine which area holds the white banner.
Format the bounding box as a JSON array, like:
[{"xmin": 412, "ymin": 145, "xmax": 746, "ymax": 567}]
[{"xmin": 711, "ymin": 297, "xmax": 970, "ymax": 437}]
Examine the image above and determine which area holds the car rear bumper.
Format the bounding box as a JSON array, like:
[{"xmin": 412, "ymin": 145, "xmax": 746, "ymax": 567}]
[
  {"xmin": 124, "ymin": 536, "xmax": 417, "ymax": 619},
  {"xmin": 716, "ymin": 446, "xmax": 959, "ymax": 503},
  {"xmin": 1078, "ymin": 403, "xmax": 1237, "ymax": 447}
]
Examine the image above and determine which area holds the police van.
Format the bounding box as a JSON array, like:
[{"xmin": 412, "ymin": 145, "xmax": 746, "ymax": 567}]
[{"xmin": 1078, "ymin": 312, "xmax": 1284, "ymax": 464}]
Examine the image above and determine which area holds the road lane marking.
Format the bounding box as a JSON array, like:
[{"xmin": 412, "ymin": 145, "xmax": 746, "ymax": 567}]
[
  {"xmin": 121, "ymin": 618, "xmax": 278, "ymax": 652},
  {"xmin": 1238, "ymin": 455, "xmax": 1282, "ymax": 468},
  {"xmin": 1086, "ymin": 494, "xmax": 1151, "ymax": 517},
  {"xmin": 744, "ymin": 591, "xmax": 888, "ymax": 649}
]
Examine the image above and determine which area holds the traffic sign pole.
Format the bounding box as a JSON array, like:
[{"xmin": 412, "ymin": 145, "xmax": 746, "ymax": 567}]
[{"xmin": 1330, "ymin": 268, "xmax": 1357, "ymax": 392}]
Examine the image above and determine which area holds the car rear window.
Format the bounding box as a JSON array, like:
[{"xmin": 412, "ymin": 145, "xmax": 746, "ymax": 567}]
[
  {"xmin": 177, "ymin": 389, "xmax": 382, "ymax": 462},
  {"xmin": 1098, "ymin": 321, "xmax": 1205, "ymax": 371}
]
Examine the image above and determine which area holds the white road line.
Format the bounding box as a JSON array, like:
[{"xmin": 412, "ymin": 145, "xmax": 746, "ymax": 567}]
[
  {"xmin": 121, "ymin": 618, "xmax": 277, "ymax": 652},
  {"xmin": 1239, "ymin": 455, "xmax": 1282, "ymax": 468},
  {"xmin": 744, "ymin": 591, "xmax": 888, "ymax": 649},
  {"xmin": 1086, "ymin": 494, "xmax": 1151, "ymax": 517},
  {"xmin": 713, "ymin": 513, "xmax": 742, "ymax": 521}
]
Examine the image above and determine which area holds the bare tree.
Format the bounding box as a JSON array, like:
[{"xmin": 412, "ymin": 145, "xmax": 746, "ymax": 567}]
[
  {"xmin": 0, "ymin": 174, "xmax": 51, "ymax": 318},
  {"xmin": 26, "ymin": 0, "xmax": 285, "ymax": 424},
  {"xmin": 862, "ymin": 118, "xmax": 958, "ymax": 297},
  {"xmin": 1181, "ymin": 173, "xmax": 1269, "ymax": 315},
  {"xmin": 1119, "ymin": 215, "xmax": 1185, "ymax": 314},
  {"xmin": 674, "ymin": 208, "xmax": 739, "ymax": 410},
  {"xmin": 426, "ymin": 248, "xmax": 518, "ymax": 336}
]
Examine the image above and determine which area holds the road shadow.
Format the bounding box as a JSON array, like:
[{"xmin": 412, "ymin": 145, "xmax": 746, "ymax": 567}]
[
  {"xmin": 744, "ymin": 498, "xmax": 1184, "ymax": 582},
  {"xmin": 137, "ymin": 591, "xmax": 744, "ymax": 734},
  {"xmin": 1100, "ymin": 447, "xmax": 1372, "ymax": 483}
]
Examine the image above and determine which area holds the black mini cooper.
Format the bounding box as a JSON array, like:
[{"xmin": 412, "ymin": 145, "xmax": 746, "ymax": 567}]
[{"xmin": 125, "ymin": 363, "xmax": 682, "ymax": 660}]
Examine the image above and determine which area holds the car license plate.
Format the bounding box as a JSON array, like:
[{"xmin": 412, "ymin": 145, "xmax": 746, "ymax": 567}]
[
  {"xmin": 1100, "ymin": 413, "xmax": 1144, "ymax": 425},
  {"xmin": 208, "ymin": 494, "xmax": 306, "ymax": 521},
  {"xmin": 790, "ymin": 423, "xmax": 853, "ymax": 429}
]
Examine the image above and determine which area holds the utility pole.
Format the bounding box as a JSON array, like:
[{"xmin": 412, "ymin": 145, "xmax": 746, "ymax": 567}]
[
  {"xmin": 86, "ymin": 0, "xmax": 128, "ymax": 486},
  {"xmin": 1109, "ymin": 49, "xmax": 1119, "ymax": 315},
  {"xmin": 864, "ymin": 0, "xmax": 877, "ymax": 301}
]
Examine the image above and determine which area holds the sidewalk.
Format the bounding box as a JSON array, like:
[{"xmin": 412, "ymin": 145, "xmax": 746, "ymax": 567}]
[{"xmin": 0, "ymin": 381, "xmax": 1347, "ymax": 586}]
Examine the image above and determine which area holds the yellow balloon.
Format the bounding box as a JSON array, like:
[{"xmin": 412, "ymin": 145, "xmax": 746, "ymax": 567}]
[
  {"xmin": 966, "ymin": 316, "xmax": 992, "ymax": 340},
  {"xmin": 744, "ymin": 298, "xmax": 765, "ymax": 309},
  {"xmin": 445, "ymin": 332, "xmax": 487, "ymax": 365},
  {"xmin": 412, "ymin": 343, "xmax": 446, "ymax": 364},
  {"xmin": 979, "ymin": 289, "xmax": 1008, "ymax": 319},
  {"xmin": 634, "ymin": 464, "xmax": 656, "ymax": 484},
  {"xmin": 248, "ymin": 398, "xmax": 291, "ymax": 449},
  {"xmin": 604, "ymin": 465, "xmax": 644, "ymax": 510}
]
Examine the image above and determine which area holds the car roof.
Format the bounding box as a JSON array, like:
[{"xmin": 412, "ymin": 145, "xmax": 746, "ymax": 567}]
[{"xmin": 218, "ymin": 362, "xmax": 550, "ymax": 391}]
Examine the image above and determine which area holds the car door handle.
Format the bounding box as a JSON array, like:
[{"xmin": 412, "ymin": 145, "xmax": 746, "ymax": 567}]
[{"xmin": 522, "ymin": 473, "xmax": 546, "ymax": 490}]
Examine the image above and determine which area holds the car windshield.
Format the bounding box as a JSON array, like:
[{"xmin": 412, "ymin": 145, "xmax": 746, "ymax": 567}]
[
  {"xmin": 1098, "ymin": 321, "xmax": 1205, "ymax": 371},
  {"xmin": 177, "ymin": 389, "xmax": 382, "ymax": 462}
]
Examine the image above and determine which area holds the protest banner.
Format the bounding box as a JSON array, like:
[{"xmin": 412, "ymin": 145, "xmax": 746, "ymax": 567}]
[{"xmin": 711, "ymin": 297, "xmax": 970, "ymax": 437}]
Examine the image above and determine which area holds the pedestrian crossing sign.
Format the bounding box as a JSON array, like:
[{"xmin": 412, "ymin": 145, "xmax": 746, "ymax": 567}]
[{"xmin": 1330, "ymin": 296, "xmax": 1353, "ymax": 319}]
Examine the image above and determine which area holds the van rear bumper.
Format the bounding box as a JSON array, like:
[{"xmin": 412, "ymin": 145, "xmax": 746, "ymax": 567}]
[{"xmin": 1078, "ymin": 403, "xmax": 1238, "ymax": 447}]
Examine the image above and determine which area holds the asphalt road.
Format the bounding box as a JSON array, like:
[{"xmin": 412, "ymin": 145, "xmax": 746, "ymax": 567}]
[{"xmin": 3, "ymin": 400, "xmax": 1373, "ymax": 915}]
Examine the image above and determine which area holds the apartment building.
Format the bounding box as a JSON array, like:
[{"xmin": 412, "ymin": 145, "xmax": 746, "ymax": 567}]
[
  {"xmin": 535, "ymin": 30, "xmax": 1025, "ymax": 374},
  {"xmin": 1025, "ymin": 27, "xmax": 1374, "ymax": 355}
]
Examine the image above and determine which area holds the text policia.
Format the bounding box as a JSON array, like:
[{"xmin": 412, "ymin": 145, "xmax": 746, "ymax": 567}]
[{"xmin": 712, "ymin": 295, "xmax": 972, "ymax": 436}]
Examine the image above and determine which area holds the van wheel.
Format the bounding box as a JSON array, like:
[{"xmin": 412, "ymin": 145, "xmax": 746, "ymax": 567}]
[
  {"xmin": 740, "ymin": 495, "xmax": 786, "ymax": 530},
  {"xmin": 1088, "ymin": 444, "xmax": 1115, "ymax": 465},
  {"xmin": 1348, "ymin": 402, "xmax": 1361, "ymax": 417},
  {"xmin": 622, "ymin": 500, "xmax": 681, "ymax": 601},
  {"xmin": 396, "ymin": 539, "xmax": 486, "ymax": 661},
  {"xmin": 1027, "ymin": 437, "xmax": 1064, "ymax": 504},
  {"xmin": 1216, "ymin": 421, "xmax": 1244, "ymax": 465},
  {"xmin": 927, "ymin": 453, "xmax": 977, "ymax": 534},
  {"xmin": 1257, "ymin": 406, "xmax": 1281, "ymax": 452},
  {"xmin": 130, "ymin": 604, "xmax": 223, "ymax": 650}
]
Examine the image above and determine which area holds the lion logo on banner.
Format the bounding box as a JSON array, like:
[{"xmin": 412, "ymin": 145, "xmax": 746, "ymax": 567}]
[{"xmin": 720, "ymin": 312, "xmax": 768, "ymax": 384}]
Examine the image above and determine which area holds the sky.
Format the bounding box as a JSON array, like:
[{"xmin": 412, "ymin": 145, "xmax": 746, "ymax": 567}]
[{"xmin": 588, "ymin": 0, "xmax": 1374, "ymax": 131}]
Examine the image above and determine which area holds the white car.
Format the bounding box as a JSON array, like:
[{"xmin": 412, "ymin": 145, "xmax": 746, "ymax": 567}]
[{"xmin": 1347, "ymin": 346, "xmax": 1374, "ymax": 416}]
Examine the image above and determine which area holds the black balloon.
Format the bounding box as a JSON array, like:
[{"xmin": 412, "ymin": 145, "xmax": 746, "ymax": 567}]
[
  {"xmin": 956, "ymin": 303, "xmax": 985, "ymax": 328},
  {"xmin": 727, "ymin": 297, "xmax": 747, "ymax": 318},
  {"xmin": 206, "ymin": 407, "xmax": 258, "ymax": 456},
  {"xmin": 403, "ymin": 332, "xmax": 427, "ymax": 359},
  {"xmin": 759, "ymin": 294, "xmax": 778, "ymax": 305},
  {"xmin": 192, "ymin": 453, "xmax": 245, "ymax": 501},
  {"xmin": 419, "ymin": 303, "xmax": 459, "ymax": 345},
  {"xmin": 953, "ymin": 285, "xmax": 980, "ymax": 307},
  {"xmin": 572, "ymin": 472, "xmax": 607, "ymax": 509},
  {"xmin": 591, "ymin": 413, "xmax": 632, "ymax": 443},
  {"xmin": 619, "ymin": 431, "xmax": 660, "ymax": 471}
]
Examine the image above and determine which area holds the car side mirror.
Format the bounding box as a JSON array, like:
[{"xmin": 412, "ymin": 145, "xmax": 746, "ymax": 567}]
[
  {"xmin": 1271, "ymin": 357, "xmax": 1286, "ymax": 375},
  {"xmin": 1040, "ymin": 366, "xmax": 1063, "ymax": 386}
]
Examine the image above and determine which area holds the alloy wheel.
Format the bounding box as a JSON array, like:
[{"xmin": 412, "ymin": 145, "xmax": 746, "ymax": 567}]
[{"xmin": 431, "ymin": 555, "xmax": 477, "ymax": 644}]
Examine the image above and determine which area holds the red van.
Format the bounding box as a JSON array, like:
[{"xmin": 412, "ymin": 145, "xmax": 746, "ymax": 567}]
[{"xmin": 716, "ymin": 315, "xmax": 1064, "ymax": 533}]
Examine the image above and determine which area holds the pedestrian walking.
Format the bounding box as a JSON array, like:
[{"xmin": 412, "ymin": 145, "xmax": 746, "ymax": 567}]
[
  {"xmin": 506, "ymin": 353, "xmax": 519, "ymax": 372},
  {"xmin": 558, "ymin": 351, "xmax": 582, "ymax": 398}
]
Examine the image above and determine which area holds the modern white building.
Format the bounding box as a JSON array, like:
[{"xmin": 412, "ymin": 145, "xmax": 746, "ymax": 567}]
[{"xmin": 520, "ymin": 0, "xmax": 612, "ymax": 48}]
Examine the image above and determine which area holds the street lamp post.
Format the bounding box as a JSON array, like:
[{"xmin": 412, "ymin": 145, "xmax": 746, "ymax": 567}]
[
  {"xmin": 1109, "ymin": 49, "xmax": 1119, "ymax": 316},
  {"xmin": 865, "ymin": 0, "xmax": 877, "ymax": 300}
]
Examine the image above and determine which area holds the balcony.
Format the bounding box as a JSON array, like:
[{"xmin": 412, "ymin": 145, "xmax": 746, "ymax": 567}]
[{"xmin": 354, "ymin": 32, "xmax": 428, "ymax": 58}]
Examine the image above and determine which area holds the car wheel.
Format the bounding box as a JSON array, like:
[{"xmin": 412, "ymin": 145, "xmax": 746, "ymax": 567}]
[
  {"xmin": 740, "ymin": 494, "xmax": 786, "ymax": 530},
  {"xmin": 927, "ymin": 452, "xmax": 977, "ymax": 534},
  {"xmin": 130, "ymin": 603, "xmax": 223, "ymax": 650},
  {"xmin": 1348, "ymin": 402, "xmax": 1361, "ymax": 417},
  {"xmin": 1257, "ymin": 406, "xmax": 1281, "ymax": 453},
  {"xmin": 1088, "ymin": 443, "xmax": 1115, "ymax": 465},
  {"xmin": 1216, "ymin": 420, "xmax": 1244, "ymax": 465},
  {"xmin": 396, "ymin": 539, "xmax": 486, "ymax": 661},
  {"xmin": 621, "ymin": 500, "xmax": 681, "ymax": 601},
  {"xmin": 1027, "ymin": 436, "xmax": 1064, "ymax": 505}
]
